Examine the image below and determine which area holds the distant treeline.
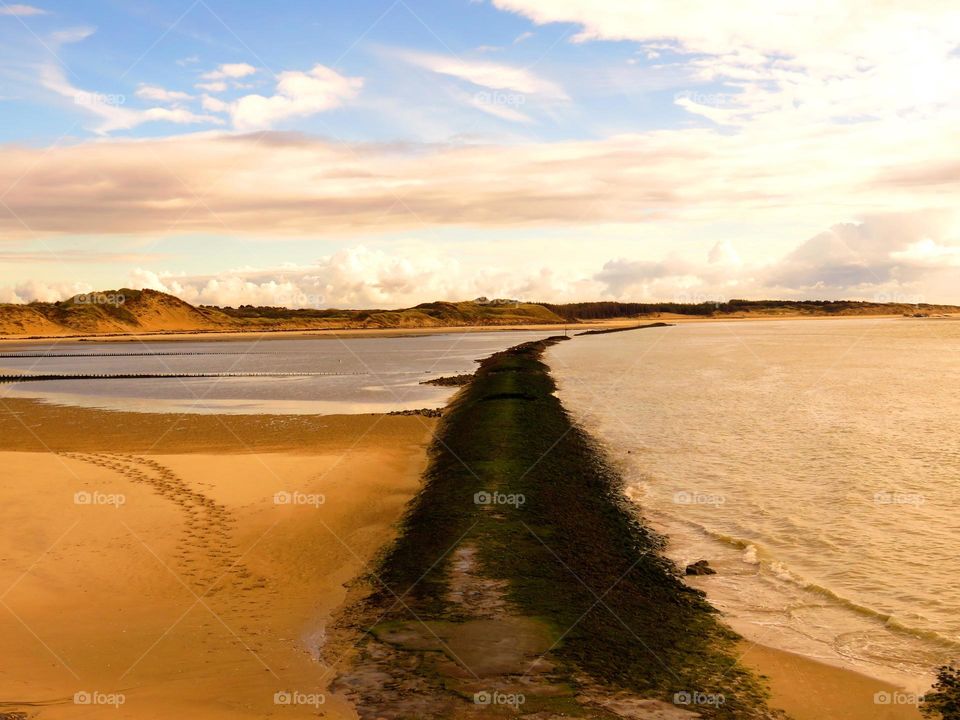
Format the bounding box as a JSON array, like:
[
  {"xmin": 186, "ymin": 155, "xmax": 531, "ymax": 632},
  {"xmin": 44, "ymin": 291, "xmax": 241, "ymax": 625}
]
[
  {"xmin": 202, "ymin": 305, "xmax": 366, "ymax": 320},
  {"xmin": 538, "ymin": 299, "xmax": 936, "ymax": 320}
]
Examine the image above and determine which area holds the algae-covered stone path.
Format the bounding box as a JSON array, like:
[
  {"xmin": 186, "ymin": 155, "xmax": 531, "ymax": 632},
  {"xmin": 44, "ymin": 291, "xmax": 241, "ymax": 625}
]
[{"xmin": 331, "ymin": 337, "xmax": 784, "ymax": 719}]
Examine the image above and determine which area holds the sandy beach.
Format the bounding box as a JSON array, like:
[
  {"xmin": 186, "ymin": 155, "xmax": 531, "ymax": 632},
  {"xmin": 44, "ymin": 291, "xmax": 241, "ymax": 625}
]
[
  {"xmin": 739, "ymin": 643, "xmax": 924, "ymax": 720},
  {"xmin": 0, "ymin": 399, "xmax": 435, "ymax": 719}
]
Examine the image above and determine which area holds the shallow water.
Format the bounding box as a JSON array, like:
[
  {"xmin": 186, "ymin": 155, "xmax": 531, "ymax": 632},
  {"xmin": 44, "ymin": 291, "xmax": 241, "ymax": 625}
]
[
  {"xmin": 0, "ymin": 331, "xmax": 555, "ymax": 414},
  {"xmin": 548, "ymin": 317, "xmax": 960, "ymax": 691}
]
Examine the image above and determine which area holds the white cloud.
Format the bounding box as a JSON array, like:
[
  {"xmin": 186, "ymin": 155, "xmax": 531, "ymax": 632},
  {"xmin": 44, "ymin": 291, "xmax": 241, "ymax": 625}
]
[
  {"xmin": 763, "ymin": 212, "xmax": 960, "ymax": 298},
  {"xmin": 491, "ymin": 0, "xmax": 960, "ymax": 125},
  {"xmin": 230, "ymin": 64, "xmax": 362, "ymax": 131},
  {"xmin": 3, "ymin": 110, "xmax": 960, "ymax": 299},
  {"xmin": 195, "ymin": 80, "xmax": 227, "ymax": 93},
  {"xmin": 193, "ymin": 63, "xmax": 258, "ymax": 94},
  {"xmin": 125, "ymin": 214, "xmax": 960, "ymax": 308},
  {"xmin": 0, "ymin": 280, "xmax": 90, "ymax": 304},
  {"xmin": 48, "ymin": 26, "xmax": 95, "ymax": 45},
  {"xmin": 1, "ymin": 124, "xmax": 958, "ymax": 237},
  {"xmin": 891, "ymin": 239, "xmax": 960, "ymax": 267},
  {"xmin": 125, "ymin": 244, "xmax": 613, "ymax": 308},
  {"xmin": 201, "ymin": 94, "xmax": 229, "ymax": 113},
  {"xmin": 7, "ymin": 213, "xmax": 959, "ymax": 305},
  {"xmin": 0, "ymin": 4, "xmax": 47, "ymax": 16},
  {"xmin": 41, "ymin": 65, "xmax": 223, "ymax": 133},
  {"xmin": 135, "ymin": 84, "xmax": 192, "ymax": 103},
  {"xmin": 396, "ymin": 49, "xmax": 567, "ymax": 99},
  {"xmin": 202, "ymin": 62, "xmax": 257, "ymax": 80},
  {"xmin": 141, "ymin": 106, "xmax": 224, "ymax": 126},
  {"xmin": 708, "ymin": 239, "xmax": 741, "ymax": 266}
]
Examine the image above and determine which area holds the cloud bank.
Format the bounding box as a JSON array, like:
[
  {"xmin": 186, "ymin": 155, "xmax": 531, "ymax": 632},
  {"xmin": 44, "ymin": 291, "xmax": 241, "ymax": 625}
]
[{"xmin": 5, "ymin": 211, "xmax": 935, "ymax": 308}]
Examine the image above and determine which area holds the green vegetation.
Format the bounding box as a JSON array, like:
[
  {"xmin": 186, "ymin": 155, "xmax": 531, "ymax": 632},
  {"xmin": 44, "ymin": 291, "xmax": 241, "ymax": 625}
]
[
  {"xmin": 211, "ymin": 299, "xmax": 565, "ymax": 327},
  {"xmin": 923, "ymin": 666, "xmax": 960, "ymax": 719},
  {"xmin": 541, "ymin": 298, "xmax": 958, "ymax": 320},
  {"xmin": 364, "ymin": 337, "xmax": 778, "ymax": 718}
]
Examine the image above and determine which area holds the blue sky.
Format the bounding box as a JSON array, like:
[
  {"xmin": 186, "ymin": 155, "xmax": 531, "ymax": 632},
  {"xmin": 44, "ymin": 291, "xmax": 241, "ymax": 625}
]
[
  {"xmin": 1, "ymin": 0, "xmax": 695, "ymax": 144},
  {"xmin": 2, "ymin": 0, "xmax": 959, "ymax": 306}
]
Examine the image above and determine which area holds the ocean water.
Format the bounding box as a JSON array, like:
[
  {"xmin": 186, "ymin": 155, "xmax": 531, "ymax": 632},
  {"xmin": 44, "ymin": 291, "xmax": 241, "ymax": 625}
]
[
  {"xmin": 548, "ymin": 317, "xmax": 960, "ymax": 691},
  {"xmin": 0, "ymin": 331, "xmax": 555, "ymax": 414}
]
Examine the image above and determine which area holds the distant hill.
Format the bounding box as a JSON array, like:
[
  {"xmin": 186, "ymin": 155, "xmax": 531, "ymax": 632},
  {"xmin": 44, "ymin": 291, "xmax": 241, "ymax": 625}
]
[
  {"xmin": 1, "ymin": 291, "xmax": 956, "ymax": 339},
  {"xmin": 0, "ymin": 290, "xmax": 228, "ymax": 337},
  {"xmin": 0, "ymin": 290, "xmax": 565, "ymax": 338}
]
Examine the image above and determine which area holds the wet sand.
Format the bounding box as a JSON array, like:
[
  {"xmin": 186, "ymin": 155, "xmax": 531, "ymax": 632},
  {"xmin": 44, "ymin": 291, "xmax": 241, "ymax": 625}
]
[
  {"xmin": 0, "ymin": 400, "xmax": 435, "ymax": 719},
  {"xmin": 739, "ymin": 643, "xmax": 924, "ymax": 720}
]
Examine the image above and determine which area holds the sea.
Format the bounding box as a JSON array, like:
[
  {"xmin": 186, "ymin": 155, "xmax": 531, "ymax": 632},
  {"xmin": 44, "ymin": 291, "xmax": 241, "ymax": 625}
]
[
  {"xmin": 548, "ymin": 317, "xmax": 960, "ymax": 691},
  {"xmin": 0, "ymin": 330, "xmax": 555, "ymax": 414}
]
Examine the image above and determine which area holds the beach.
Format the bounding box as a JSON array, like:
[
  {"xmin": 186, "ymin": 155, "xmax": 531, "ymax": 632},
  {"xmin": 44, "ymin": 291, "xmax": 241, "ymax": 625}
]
[
  {"xmin": 739, "ymin": 643, "xmax": 923, "ymax": 720},
  {"xmin": 0, "ymin": 327, "xmax": 950, "ymax": 719},
  {"xmin": 0, "ymin": 399, "xmax": 434, "ymax": 719}
]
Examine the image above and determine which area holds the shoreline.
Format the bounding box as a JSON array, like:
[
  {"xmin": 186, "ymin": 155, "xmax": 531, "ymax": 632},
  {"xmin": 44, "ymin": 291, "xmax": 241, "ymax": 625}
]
[
  {"xmin": 2, "ymin": 311, "xmax": 956, "ymax": 347},
  {"xmin": 739, "ymin": 643, "xmax": 923, "ymax": 720}
]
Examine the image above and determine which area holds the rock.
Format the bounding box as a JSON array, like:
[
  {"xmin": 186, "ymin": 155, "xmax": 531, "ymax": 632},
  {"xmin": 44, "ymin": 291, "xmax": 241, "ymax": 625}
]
[
  {"xmin": 387, "ymin": 408, "xmax": 442, "ymax": 417},
  {"xmin": 419, "ymin": 374, "xmax": 473, "ymax": 387},
  {"xmin": 685, "ymin": 560, "xmax": 716, "ymax": 576}
]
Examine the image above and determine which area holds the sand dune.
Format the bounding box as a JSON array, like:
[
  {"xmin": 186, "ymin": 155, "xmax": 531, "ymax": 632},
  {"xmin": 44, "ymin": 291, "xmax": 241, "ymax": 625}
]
[{"xmin": 0, "ymin": 290, "xmax": 564, "ymax": 338}]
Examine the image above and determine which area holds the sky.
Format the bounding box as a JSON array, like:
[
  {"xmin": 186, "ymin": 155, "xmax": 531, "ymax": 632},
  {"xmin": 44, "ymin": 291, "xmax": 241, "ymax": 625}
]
[{"xmin": 1, "ymin": 0, "xmax": 959, "ymax": 308}]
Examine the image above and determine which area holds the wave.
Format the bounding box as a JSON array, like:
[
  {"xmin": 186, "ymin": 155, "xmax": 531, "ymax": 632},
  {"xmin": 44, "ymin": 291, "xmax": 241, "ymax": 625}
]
[{"xmin": 646, "ymin": 504, "xmax": 960, "ymax": 653}]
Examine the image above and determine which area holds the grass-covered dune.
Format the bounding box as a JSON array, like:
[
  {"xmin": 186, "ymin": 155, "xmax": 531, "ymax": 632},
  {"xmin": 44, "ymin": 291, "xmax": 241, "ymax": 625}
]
[
  {"xmin": 0, "ymin": 291, "xmax": 567, "ymax": 336},
  {"xmin": 346, "ymin": 337, "xmax": 780, "ymax": 718}
]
